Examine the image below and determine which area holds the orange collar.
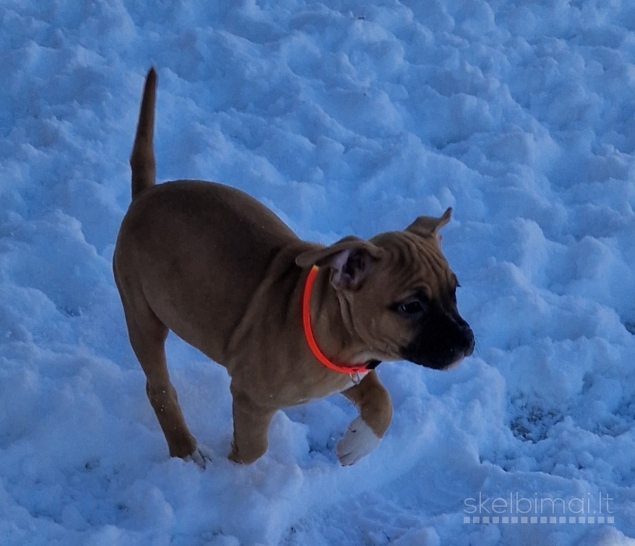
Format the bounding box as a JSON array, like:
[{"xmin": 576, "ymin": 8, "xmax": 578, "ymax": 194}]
[{"xmin": 302, "ymin": 266, "xmax": 373, "ymax": 375}]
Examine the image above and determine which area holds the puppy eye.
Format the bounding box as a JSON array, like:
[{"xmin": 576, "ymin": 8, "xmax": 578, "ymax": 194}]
[{"xmin": 398, "ymin": 299, "xmax": 426, "ymax": 316}]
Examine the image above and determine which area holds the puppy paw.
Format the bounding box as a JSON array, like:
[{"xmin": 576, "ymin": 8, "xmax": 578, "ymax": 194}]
[
  {"xmin": 336, "ymin": 416, "xmax": 381, "ymax": 466},
  {"xmin": 187, "ymin": 445, "xmax": 213, "ymax": 469}
]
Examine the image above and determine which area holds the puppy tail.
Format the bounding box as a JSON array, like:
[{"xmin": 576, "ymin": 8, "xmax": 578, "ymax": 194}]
[{"xmin": 130, "ymin": 67, "xmax": 157, "ymax": 200}]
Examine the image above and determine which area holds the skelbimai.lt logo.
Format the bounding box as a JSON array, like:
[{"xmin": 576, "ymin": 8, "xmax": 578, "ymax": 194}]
[{"xmin": 463, "ymin": 492, "xmax": 614, "ymax": 525}]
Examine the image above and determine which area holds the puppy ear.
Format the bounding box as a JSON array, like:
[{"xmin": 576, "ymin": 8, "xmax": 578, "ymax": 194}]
[
  {"xmin": 405, "ymin": 207, "xmax": 452, "ymax": 243},
  {"xmin": 296, "ymin": 237, "xmax": 383, "ymax": 291}
]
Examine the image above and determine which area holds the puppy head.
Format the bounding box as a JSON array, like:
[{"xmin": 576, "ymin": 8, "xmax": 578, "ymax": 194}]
[{"xmin": 296, "ymin": 208, "xmax": 474, "ymax": 370}]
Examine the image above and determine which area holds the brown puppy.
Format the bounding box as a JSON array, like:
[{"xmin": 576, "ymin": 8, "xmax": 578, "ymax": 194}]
[{"xmin": 113, "ymin": 68, "xmax": 474, "ymax": 466}]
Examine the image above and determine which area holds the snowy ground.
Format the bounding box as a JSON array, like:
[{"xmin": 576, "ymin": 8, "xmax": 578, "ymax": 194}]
[{"xmin": 1, "ymin": 0, "xmax": 635, "ymax": 544}]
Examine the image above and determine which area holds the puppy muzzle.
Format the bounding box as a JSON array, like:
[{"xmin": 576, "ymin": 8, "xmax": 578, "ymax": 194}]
[{"xmin": 401, "ymin": 316, "xmax": 475, "ymax": 371}]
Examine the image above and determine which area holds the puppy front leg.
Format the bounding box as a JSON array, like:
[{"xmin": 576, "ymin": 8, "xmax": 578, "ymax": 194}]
[
  {"xmin": 337, "ymin": 371, "xmax": 393, "ymax": 465},
  {"xmin": 229, "ymin": 389, "xmax": 275, "ymax": 464}
]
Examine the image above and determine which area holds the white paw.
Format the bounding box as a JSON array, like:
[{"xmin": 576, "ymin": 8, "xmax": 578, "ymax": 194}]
[
  {"xmin": 336, "ymin": 416, "xmax": 381, "ymax": 466},
  {"xmin": 187, "ymin": 445, "xmax": 213, "ymax": 469}
]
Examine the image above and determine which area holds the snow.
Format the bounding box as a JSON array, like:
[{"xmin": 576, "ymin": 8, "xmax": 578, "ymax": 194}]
[{"xmin": 1, "ymin": 0, "xmax": 635, "ymax": 544}]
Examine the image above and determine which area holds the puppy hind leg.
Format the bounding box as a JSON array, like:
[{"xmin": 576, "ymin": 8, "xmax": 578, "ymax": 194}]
[{"xmin": 124, "ymin": 302, "xmax": 198, "ymax": 460}]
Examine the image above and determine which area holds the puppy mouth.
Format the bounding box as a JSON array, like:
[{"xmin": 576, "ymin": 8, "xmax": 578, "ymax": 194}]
[
  {"xmin": 441, "ymin": 352, "xmax": 468, "ymax": 371},
  {"xmin": 401, "ymin": 324, "xmax": 475, "ymax": 371},
  {"xmin": 405, "ymin": 350, "xmax": 468, "ymax": 371}
]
